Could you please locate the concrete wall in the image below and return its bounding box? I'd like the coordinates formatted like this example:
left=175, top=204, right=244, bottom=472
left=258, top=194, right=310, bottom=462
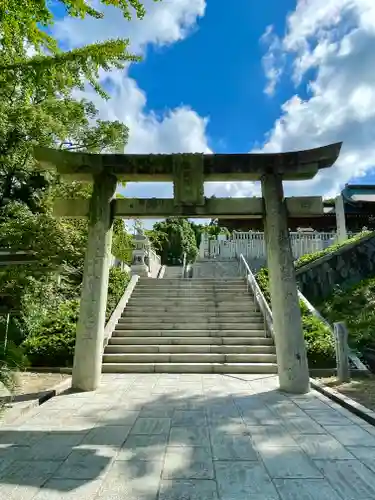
left=296, top=233, right=375, bottom=303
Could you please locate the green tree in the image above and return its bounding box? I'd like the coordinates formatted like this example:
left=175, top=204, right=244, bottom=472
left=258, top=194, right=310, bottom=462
left=0, top=1, right=160, bottom=93
left=1, top=1, right=159, bottom=56
left=112, top=220, right=134, bottom=264
left=190, top=221, right=204, bottom=248
left=0, top=0, right=157, bottom=377
left=0, top=32, right=132, bottom=347
left=203, top=220, right=231, bottom=239
left=150, top=218, right=198, bottom=265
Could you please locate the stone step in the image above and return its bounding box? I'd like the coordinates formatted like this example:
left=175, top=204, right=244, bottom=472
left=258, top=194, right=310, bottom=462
left=133, top=286, right=247, bottom=291
left=111, top=329, right=265, bottom=337
left=121, top=311, right=261, bottom=319
left=140, top=278, right=244, bottom=282
left=135, top=282, right=246, bottom=291
left=127, top=299, right=256, bottom=306
left=118, top=315, right=263, bottom=323
left=102, top=353, right=277, bottom=363
left=115, top=322, right=264, bottom=330
left=105, top=344, right=276, bottom=354
left=131, top=293, right=249, bottom=298
left=137, top=278, right=246, bottom=288
left=108, top=336, right=273, bottom=345
left=101, top=362, right=278, bottom=374
left=130, top=293, right=250, bottom=300
left=124, top=300, right=256, bottom=313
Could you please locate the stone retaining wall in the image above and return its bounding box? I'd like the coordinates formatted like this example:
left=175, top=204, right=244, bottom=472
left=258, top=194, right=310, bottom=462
left=296, top=233, right=375, bottom=303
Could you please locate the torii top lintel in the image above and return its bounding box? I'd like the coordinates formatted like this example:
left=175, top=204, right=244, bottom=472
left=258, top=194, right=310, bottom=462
left=34, top=143, right=342, bottom=182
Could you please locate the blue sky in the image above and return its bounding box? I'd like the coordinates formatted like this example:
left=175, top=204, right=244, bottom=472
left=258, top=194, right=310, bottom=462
left=129, top=0, right=297, bottom=154
left=53, top=0, right=375, bottom=215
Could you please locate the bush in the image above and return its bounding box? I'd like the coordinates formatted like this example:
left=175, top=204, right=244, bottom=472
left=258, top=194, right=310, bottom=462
left=22, top=268, right=130, bottom=367
left=255, top=267, right=270, bottom=304
left=295, top=231, right=373, bottom=270
left=106, top=267, right=130, bottom=320
left=22, top=299, right=79, bottom=367
left=300, top=303, right=336, bottom=368
left=256, top=267, right=336, bottom=368
left=0, top=341, right=29, bottom=398
left=150, top=218, right=198, bottom=265
left=321, top=278, right=375, bottom=350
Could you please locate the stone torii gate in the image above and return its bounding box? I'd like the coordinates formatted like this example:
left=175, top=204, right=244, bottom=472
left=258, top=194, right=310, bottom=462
left=34, top=143, right=342, bottom=394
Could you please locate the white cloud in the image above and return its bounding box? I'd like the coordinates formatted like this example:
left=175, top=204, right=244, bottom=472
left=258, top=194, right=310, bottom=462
left=261, top=26, right=284, bottom=96
left=54, top=0, right=210, bottom=200
left=246, top=0, right=375, bottom=199
left=55, top=0, right=206, bottom=53
left=78, top=70, right=211, bottom=199
left=56, top=0, right=263, bottom=202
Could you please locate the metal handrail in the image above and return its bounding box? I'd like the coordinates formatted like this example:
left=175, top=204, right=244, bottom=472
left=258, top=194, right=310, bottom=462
left=239, top=254, right=274, bottom=338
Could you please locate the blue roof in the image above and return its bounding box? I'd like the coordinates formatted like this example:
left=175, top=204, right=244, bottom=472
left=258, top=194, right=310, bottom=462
left=342, top=184, right=375, bottom=204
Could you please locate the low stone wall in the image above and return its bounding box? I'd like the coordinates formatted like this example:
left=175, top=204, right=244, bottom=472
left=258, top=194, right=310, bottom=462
left=296, top=233, right=375, bottom=303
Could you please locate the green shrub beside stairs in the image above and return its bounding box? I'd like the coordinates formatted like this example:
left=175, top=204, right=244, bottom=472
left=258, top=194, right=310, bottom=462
left=22, top=268, right=129, bottom=367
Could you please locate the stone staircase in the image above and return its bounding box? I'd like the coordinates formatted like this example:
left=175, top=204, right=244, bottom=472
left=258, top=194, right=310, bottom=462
left=163, top=265, right=183, bottom=279
left=102, top=277, right=277, bottom=374
left=192, top=259, right=240, bottom=279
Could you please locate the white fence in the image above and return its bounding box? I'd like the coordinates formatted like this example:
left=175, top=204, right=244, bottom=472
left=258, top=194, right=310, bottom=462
left=204, top=231, right=338, bottom=261
left=109, top=254, right=131, bottom=273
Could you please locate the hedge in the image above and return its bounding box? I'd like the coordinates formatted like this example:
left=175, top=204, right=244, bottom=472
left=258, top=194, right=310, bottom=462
left=294, top=231, right=372, bottom=270
left=256, top=267, right=336, bottom=368
left=22, top=268, right=130, bottom=367
left=321, top=277, right=375, bottom=351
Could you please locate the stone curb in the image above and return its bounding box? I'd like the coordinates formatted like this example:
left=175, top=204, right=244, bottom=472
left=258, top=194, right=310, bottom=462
left=0, top=377, right=72, bottom=426
left=311, top=378, right=375, bottom=427
left=25, top=367, right=72, bottom=374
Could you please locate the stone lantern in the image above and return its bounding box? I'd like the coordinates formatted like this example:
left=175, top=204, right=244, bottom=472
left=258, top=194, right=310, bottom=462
left=131, top=226, right=151, bottom=277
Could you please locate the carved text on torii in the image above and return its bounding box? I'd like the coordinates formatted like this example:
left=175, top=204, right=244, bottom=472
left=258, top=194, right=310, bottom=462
left=172, top=154, right=204, bottom=207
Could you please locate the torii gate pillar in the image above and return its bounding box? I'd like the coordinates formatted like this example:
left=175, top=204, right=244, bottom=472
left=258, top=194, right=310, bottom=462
left=262, top=173, right=310, bottom=394
left=72, top=172, right=117, bottom=391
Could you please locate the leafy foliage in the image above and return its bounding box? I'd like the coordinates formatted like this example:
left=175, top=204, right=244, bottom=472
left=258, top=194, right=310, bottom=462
left=295, top=231, right=373, bottom=270
left=255, top=267, right=271, bottom=304
left=202, top=220, right=231, bottom=239
left=112, top=220, right=134, bottom=264
left=149, top=218, right=198, bottom=265
left=1, top=0, right=159, bottom=57
left=106, top=268, right=131, bottom=321
left=256, top=267, right=336, bottom=368
left=22, top=268, right=130, bottom=367
left=0, top=342, right=29, bottom=398
left=321, top=278, right=375, bottom=350
left=0, top=0, right=156, bottom=380
left=300, top=302, right=335, bottom=368
left=189, top=221, right=231, bottom=249
left=22, top=300, right=79, bottom=367
left=0, top=1, right=161, bottom=99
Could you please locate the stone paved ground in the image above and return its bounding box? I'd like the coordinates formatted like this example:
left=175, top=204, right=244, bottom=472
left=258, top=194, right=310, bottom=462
left=1, top=374, right=375, bottom=499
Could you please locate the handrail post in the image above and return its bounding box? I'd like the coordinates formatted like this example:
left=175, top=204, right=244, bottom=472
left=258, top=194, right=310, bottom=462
left=334, top=322, right=351, bottom=382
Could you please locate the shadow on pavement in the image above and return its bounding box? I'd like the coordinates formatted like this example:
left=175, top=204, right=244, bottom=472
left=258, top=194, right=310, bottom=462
left=0, top=373, right=374, bottom=499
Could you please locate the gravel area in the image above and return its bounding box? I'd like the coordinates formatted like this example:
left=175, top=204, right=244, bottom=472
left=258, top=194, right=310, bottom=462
left=0, top=371, right=70, bottom=401
left=318, top=374, right=375, bottom=411
left=13, top=372, right=70, bottom=395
